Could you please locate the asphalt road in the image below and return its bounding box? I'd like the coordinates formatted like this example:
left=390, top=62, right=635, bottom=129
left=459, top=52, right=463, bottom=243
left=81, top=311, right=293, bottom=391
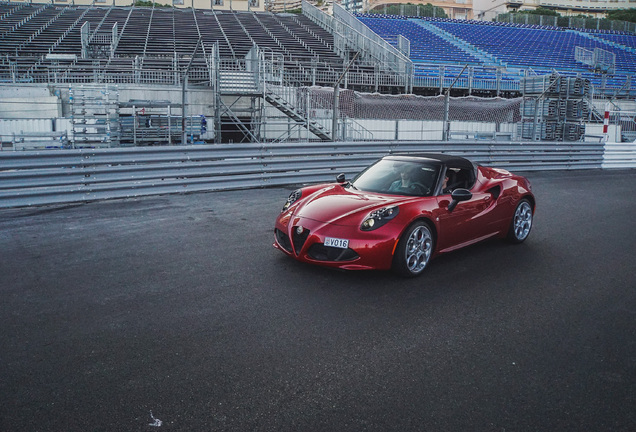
left=1, top=169, right=635, bottom=431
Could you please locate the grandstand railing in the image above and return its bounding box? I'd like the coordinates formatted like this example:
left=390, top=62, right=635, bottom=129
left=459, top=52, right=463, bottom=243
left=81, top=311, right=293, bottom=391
left=332, top=3, right=413, bottom=77
left=412, top=64, right=521, bottom=93
left=302, top=0, right=412, bottom=92
left=0, top=2, right=636, bottom=97
left=0, top=15, right=633, bottom=97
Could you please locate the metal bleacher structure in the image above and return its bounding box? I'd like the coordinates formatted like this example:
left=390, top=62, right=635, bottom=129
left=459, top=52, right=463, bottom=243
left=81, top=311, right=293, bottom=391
left=0, top=0, right=634, bottom=146
left=356, top=14, right=636, bottom=98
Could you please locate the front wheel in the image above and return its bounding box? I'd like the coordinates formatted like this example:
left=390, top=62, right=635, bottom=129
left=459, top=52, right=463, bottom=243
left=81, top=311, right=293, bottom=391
left=507, top=199, right=533, bottom=243
left=393, top=221, right=435, bottom=277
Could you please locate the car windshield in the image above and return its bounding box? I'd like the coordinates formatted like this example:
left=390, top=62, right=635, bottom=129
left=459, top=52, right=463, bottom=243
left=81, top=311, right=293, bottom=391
left=351, top=159, right=440, bottom=196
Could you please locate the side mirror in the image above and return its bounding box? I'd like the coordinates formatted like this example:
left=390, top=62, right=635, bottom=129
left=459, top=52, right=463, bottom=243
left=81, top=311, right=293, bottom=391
left=448, top=188, right=472, bottom=212
left=336, top=173, right=346, bottom=184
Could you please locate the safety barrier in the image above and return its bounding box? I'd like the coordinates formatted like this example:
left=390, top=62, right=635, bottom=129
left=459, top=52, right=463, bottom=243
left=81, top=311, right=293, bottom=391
left=0, top=140, right=612, bottom=208
left=602, top=142, right=636, bottom=169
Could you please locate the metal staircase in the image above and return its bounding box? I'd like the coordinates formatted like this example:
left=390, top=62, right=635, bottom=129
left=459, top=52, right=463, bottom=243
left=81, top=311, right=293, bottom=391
left=219, top=70, right=260, bottom=95
left=264, top=91, right=331, bottom=140
left=216, top=48, right=332, bottom=141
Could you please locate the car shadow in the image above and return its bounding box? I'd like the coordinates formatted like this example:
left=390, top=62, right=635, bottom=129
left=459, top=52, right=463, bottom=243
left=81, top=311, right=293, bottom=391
left=275, top=236, right=536, bottom=292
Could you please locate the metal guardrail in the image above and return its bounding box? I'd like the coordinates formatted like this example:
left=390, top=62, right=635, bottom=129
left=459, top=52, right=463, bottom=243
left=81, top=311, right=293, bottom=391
left=603, top=142, right=636, bottom=169
left=0, top=141, right=608, bottom=208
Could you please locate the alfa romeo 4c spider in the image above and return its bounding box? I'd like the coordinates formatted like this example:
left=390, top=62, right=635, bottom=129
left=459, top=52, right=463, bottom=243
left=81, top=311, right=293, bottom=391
left=274, top=153, right=535, bottom=277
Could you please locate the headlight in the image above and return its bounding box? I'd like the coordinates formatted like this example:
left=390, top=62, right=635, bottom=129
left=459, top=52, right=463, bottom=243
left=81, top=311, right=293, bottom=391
left=282, top=189, right=302, bottom=212
left=361, top=206, right=399, bottom=231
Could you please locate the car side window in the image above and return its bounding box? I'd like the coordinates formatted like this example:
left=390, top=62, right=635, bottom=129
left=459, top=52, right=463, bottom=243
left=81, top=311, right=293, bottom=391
left=442, top=167, right=475, bottom=194
left=453, top=168, right=474, bottom=190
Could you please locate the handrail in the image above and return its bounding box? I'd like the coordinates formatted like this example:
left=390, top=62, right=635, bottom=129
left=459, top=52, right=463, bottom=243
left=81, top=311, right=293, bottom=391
left=191, top=7, right=203, bottom=47
left=271, top=13, right=318, bottom=59
left=0, top=2, right=26, bottom=21
left=251, top=12, right=291, bottom=59
left=302, top=0, right=413, bottom=92
left=291, top=15, right=331, bottom=49
left=90, top=4, right=113, bottom=42
left=106, top=5, right=135, bottom=68
left=21, top=5, right=86, bottom=76
left=210, top=8, right=236, bottom=60
left=141, top=3, right=156, bottom=61
left=231, top=11, right=257, bottom=48
left=49, top=5, right=93, bottom=54
left=1, top=3, right=48, bottom=39
left=344, top=118, right=374, bottom=141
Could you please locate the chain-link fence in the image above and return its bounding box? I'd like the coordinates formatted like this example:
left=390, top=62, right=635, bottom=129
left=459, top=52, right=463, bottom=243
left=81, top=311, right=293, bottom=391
left=493, top=13, right=636, bottom=34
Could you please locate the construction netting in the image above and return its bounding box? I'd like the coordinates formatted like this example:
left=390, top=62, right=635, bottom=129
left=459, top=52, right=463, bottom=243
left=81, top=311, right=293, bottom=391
left=302, top=87, right=522, bottom=123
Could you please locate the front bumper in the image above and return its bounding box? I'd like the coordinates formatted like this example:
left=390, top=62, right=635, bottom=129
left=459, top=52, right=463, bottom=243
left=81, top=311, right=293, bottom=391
left=273, top=215, right=398, bottom=271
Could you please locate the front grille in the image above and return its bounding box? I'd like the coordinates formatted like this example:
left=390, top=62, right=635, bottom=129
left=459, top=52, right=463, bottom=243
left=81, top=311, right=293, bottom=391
left=307, top=244, right=359, bottom=262
left=275, top=229, right=292, bottom=253
left=291, top=227, right=310, bottom=255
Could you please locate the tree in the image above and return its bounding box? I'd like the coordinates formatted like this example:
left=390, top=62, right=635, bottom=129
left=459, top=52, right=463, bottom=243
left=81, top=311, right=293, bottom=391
left=134, top=1, right=171, bottom=7
left=372, top=3, right=447, bottom=19
left=519, top=7, right=560, bottom=17
left=421, top=3, right=447, bottom=18
left=606, top=8, right=636, bottom=24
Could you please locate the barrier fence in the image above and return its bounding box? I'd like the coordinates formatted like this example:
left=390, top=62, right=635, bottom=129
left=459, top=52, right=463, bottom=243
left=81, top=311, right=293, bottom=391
left=1, top=140, right=632, bottom=209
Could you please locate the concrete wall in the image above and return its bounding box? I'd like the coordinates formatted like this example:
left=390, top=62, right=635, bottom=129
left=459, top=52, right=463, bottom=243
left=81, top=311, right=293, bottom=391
left=0, top=84, right=631, bottom=145
left=0, top=86, right=63, bottom=119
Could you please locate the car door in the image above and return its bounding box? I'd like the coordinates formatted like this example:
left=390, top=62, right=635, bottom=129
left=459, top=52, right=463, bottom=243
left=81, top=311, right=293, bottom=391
left=434, top=168, right=494, bottom=252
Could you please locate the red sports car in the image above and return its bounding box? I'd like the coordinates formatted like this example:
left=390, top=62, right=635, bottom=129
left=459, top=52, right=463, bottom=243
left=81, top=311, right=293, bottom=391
left=274, top=153, right=535, bottom=277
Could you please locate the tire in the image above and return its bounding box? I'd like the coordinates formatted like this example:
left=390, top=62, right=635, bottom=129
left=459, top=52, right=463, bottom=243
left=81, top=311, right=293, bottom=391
left=507, top=199, right=533, bottom=244
left=393, top=221, right=435, bottom=277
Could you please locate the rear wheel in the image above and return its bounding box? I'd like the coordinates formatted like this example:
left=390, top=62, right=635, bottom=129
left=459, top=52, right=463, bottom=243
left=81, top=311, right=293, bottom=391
left=507, top=199, right=533, bottom=243
left=393, top=221, right=434, bottom=277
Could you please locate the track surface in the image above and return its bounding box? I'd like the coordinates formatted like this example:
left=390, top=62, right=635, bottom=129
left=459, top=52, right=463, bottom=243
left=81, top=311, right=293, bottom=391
left=1, top=170, right=635, bottom=431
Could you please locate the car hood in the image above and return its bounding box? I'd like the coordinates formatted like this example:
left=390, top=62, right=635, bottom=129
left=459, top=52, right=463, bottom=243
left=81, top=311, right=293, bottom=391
left=293, top=185, right=417, bottom=226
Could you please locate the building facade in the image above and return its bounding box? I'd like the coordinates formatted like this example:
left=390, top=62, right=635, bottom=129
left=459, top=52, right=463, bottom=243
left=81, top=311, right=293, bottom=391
left=364, top=0, right=474, bottom=20
left=475, top=0, right=636, bottom=20
left=18, top=0, right=266, bottom=12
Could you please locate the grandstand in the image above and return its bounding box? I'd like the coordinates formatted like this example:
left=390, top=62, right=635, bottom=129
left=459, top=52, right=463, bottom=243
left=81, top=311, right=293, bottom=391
left=2, top=1, right=633, bottom=93
left=356, top=14, right=636, bottom=97
left=0, top=0, right=634, bottom=146
left=0, top=2, right=350, bottom=84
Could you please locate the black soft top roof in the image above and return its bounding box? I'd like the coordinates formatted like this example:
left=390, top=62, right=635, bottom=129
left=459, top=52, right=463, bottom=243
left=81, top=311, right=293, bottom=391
left=386, top=153, right=475, bottom=170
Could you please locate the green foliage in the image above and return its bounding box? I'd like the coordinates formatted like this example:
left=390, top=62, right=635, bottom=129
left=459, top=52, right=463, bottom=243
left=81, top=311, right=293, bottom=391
left=134, top=0, right=171, bottom=7
left=421, top=3, right=447, bottom=19
left=556, top=16, right=570, bottom=27
left=518, top=7, right=560, bottom=17
left=371, top=3, right=447, bottom=19
left=606, top=8, right=636, bottom=24
left=495, top=9, right=635, bottom=33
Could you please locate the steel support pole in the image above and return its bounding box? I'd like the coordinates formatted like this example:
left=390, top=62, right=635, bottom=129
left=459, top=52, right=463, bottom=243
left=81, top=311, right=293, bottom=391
left=442, top=64, right=468, bottom=141
left=331, top=51, right=360, bottom=142
left=182, top=75, right=187, bottom=145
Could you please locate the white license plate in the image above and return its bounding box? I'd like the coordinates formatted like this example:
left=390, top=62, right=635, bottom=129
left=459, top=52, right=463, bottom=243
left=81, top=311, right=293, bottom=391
left=324, top=237, right=349, bottom=249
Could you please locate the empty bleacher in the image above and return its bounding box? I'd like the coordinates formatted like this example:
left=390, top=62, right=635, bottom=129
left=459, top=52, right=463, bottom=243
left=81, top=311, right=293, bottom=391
left=1, top=1, right=635, bottom=96
left=429, top=20, right=636, bottom=74
left=356, top=13, right=636, bottom=96
left=0, top=3, right=346, bottom=86
left=357, top=17, right=481, bottom=66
